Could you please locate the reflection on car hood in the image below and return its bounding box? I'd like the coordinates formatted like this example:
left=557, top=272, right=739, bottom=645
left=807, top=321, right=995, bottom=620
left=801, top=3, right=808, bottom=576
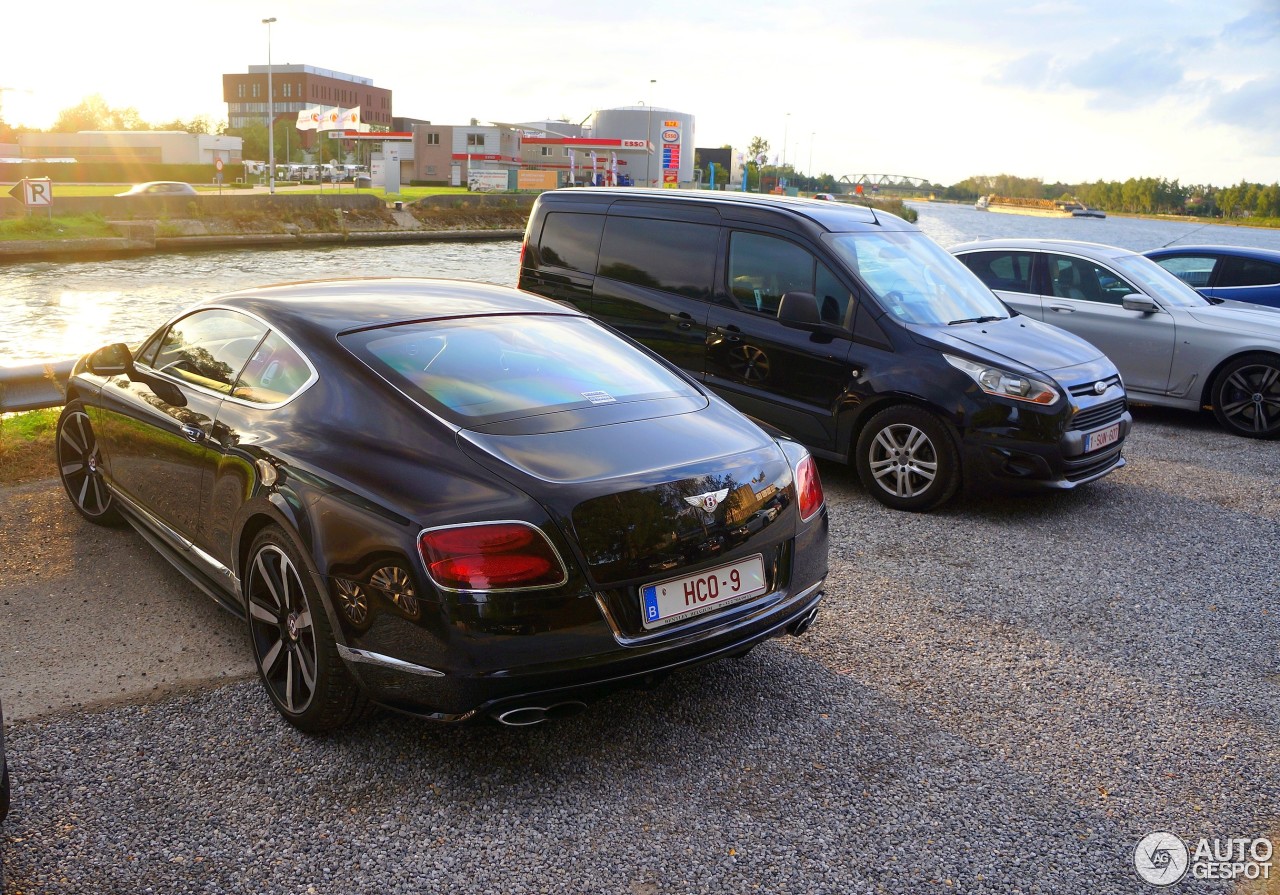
left=912, top=315, right=1103, bottom=377
left=1185, top=300, right=1280, bottom=333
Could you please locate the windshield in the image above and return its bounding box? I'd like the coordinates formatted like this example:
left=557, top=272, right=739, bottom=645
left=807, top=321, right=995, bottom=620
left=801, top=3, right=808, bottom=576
left=1112, top=254, right=1210, bottom=308
left=827, top=231, right=1011, bottom=325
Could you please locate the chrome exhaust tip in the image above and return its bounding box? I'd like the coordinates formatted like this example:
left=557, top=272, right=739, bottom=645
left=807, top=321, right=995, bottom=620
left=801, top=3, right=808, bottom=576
left=493, top=700, right=588, bottom=727
left=786, top=605, right=819, bottom=637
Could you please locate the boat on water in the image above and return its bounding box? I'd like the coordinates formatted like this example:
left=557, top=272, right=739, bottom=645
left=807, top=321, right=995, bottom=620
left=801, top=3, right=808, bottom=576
left=974, top=195, right=1105, bottom=219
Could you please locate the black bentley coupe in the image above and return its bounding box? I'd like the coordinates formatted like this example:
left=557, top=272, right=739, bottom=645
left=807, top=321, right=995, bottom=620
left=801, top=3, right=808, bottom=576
left=56, top=279, right=828, bottom=731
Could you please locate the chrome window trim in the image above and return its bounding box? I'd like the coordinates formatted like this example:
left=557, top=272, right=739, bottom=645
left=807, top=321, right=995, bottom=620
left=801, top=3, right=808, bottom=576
left=135, top=305, right=319, bottom=410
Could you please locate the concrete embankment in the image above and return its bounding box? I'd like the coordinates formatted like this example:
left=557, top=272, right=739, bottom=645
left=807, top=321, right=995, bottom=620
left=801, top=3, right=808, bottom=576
left=0, top=192, right=533, bottom=261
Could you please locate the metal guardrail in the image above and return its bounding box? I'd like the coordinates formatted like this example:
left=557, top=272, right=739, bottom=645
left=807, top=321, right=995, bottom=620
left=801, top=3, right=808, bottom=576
left=0, top=359, right=75, bottom=413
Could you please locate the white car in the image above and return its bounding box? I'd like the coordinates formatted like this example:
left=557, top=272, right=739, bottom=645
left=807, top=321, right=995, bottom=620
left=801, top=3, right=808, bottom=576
left=116, top=181, right=198, bottom=197
left=951, top=238, right=1280, bottom=438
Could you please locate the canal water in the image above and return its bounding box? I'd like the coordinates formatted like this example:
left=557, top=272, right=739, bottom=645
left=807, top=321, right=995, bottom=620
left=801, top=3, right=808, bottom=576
left=3, top=201, right=1278, bottom=367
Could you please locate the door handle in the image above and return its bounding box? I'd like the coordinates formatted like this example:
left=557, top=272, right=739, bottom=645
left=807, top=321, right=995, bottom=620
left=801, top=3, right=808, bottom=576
left=181, top=424, right=204, bottom=443
left=668, top=312, right=694, bottom=330
left=1048, top=305, right=1075, bottom=313
left=713, top=325, right=743, bottom=343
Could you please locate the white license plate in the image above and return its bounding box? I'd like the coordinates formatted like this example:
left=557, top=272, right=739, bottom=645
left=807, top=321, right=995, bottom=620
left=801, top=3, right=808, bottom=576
left=1084, top=421, right=1121, bottom=452
left=641, top=555, right=767, bottom=630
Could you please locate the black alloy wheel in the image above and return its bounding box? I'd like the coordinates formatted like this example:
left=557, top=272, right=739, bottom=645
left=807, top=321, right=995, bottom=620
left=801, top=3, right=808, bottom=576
left=1211, top=353, right=1280, bottom=439
left=855, top=405, right=961, bottom=512
left=245, top=525, right=367, bottom=732
left=56, top=400, right=123, bottom=525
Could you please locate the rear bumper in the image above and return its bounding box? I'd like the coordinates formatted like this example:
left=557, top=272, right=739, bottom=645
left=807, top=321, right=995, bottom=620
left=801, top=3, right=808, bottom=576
left=342, top=578, right=826, bottom=723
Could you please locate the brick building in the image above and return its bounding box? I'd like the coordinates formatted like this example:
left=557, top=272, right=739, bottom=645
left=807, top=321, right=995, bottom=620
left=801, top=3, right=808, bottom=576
left=222, top=65, right=393, bottom=133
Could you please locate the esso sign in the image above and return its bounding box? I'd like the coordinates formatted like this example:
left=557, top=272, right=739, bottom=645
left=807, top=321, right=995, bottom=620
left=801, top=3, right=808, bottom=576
left=661, top=129, right=679, bottom=143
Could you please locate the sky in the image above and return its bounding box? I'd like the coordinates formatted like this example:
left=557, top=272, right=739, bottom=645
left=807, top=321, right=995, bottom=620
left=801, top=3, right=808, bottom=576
left=3, top=0, right=1278, bottom=187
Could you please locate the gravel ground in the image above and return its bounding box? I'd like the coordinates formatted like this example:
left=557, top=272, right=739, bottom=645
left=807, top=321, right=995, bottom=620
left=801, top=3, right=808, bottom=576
left=2, top=405, right=1277, bottom=894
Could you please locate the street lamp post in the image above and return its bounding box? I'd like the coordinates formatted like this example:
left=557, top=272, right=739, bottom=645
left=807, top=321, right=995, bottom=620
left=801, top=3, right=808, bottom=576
left=645, top=79, right=655, bottom=188
left=263, top=16, right=277, bottom=195
left=780, top=113, right=791, bottom=194
left=809, top=131, right=815, bottom=188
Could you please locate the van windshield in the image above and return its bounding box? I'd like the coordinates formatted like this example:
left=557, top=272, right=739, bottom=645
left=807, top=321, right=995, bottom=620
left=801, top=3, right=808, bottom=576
left=827, top=231, right=1011, bottom=325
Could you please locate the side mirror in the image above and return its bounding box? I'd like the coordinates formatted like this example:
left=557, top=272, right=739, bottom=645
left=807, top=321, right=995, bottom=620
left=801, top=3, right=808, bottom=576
left=777, top=291, right=821, bottom=327
left=1122, top=294, right=1159, bottom=314
left=86, top=343, right=136, bottom=377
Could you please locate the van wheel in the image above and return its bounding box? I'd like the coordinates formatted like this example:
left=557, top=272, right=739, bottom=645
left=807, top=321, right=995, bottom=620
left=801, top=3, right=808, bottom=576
left=855, top=406, right=960, bottom=512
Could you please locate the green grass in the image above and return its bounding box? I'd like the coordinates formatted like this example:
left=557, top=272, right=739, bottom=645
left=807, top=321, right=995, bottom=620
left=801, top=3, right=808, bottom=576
left=0, top=408, right=59, bottom=440
left=0, top=213, right=117, bottom=241
left=0, top=408, right=59, bottom=484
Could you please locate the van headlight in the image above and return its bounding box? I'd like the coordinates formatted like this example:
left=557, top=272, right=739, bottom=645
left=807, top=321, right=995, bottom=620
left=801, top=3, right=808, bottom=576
left=944, top=354, right=1060, bottom=405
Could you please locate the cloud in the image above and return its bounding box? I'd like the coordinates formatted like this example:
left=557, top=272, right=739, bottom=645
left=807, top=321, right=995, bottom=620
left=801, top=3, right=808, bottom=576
left=996, top=52, right=1060, bottom=91
left=992, top=44, right=1187, bottom=107
left=1205, top=74, right=1280, bottom=147
left=1221, top=5, right=1280, bottom=44
left=1059, top=47, right=1187, bottom=105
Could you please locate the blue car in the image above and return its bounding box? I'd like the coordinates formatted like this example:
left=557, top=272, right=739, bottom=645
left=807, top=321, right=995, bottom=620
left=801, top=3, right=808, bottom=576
left=1144, top=245, right=1280, bottom=309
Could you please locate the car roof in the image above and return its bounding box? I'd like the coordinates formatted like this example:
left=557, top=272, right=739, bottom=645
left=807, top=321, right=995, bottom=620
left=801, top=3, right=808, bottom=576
left=949, top=237, right=1139, bottom=260
left=204, top=278, right=586, bottom=340
left=1144, top=244, right=1280, bottom=261
left=539, top=187, right=914, bottom=233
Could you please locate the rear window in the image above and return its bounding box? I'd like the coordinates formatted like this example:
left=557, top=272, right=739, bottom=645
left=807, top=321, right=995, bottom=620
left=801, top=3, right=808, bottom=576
left=1220, top=255, right=1280, bottom=288
left=341, top=315, right=700, bottom=425
left=537, top=211, right=604, bottom=273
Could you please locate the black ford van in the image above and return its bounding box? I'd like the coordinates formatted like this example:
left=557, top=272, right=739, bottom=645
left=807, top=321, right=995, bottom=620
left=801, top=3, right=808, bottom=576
left=518, top=189, right=1131, bottom=511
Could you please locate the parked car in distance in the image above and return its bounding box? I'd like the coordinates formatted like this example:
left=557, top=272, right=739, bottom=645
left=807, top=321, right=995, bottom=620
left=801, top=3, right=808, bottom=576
left=811, top=193, right=838, bottom=201
left=952, top=238, right=1280, bottom=438
left=519, top=188, right=1131, bottom=512
left=1144, top=244, right=1280, bottom=310
left=56, top=278, right=828, bottom=731
left=116, top=181, right=198, bottom=197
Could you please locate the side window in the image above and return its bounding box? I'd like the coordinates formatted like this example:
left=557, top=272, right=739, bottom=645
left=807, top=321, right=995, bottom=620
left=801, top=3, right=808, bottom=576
left=1047, top=256, right=1136, bottom=305
left=728, top=232, right=848, bottom=319
left=814, top=262, right=855, bottom=327
left=1153, top=254, right=1217, bottom=289
left=150, top=309, right=267, bottom=393
left=537, top=212, right=604, bottom=273
left=1219, top=256, right=1280, bottom=288
left=233, top=331, right=313, bottom=405
left=959, top=250, right=1035, bottom=294
left=597, top=217, right=717, bottom=300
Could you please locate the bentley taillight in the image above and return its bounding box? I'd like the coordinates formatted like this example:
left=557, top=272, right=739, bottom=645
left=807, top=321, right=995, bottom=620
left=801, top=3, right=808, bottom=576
left=795, top=453, right=825, bottom=522
left=418, top=522, right=567, bottom=592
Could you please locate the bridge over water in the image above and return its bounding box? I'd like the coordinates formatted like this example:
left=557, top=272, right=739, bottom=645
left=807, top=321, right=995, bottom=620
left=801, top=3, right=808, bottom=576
left=837, top=174, right=935, bottom=196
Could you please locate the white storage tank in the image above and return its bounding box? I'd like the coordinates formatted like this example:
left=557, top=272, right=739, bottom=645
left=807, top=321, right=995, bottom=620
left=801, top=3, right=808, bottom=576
left=593, top=106, right=696, bottom=188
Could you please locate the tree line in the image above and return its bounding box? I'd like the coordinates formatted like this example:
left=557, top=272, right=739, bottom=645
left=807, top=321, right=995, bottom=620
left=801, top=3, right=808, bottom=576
left=943, top=173, right=1280, bottom=221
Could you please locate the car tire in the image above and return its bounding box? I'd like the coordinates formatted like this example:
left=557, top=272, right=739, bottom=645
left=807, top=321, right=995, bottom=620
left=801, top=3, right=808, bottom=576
left=245, top=524, right=368, bottom=733
left=56, top=400, right=124, bottom=526
left=855, top=405, right=960, bottom=512
left=1211, top=353, right=1280, bottom=439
